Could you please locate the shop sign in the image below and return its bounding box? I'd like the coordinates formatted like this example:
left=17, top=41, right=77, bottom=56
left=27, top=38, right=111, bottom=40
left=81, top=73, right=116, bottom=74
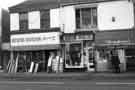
left=76, top=34, right=93, bottom=40
left=105, top=40, right=129, bottom=45
left=11, top=32, right=60, bottom=46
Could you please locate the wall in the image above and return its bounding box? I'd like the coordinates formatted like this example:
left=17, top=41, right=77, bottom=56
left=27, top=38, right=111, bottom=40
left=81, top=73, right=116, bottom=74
left=50, top=8, right=60, bottom=28
left=0, top=9, right=1, bottom=38
left=98, top=1, right=134, bottom=30
left=28, top=11, right=40, bottom=29
left=10, top=13, right=19, bottom=31
left=1, top=9, right=10, bottom=70
left=2, top=9, right=10, bottom=43
left=10, top=9, right=61, bottom=30
left=61, top=6, right=76, bottom=33
left=10, top=1, right=134, bottom=33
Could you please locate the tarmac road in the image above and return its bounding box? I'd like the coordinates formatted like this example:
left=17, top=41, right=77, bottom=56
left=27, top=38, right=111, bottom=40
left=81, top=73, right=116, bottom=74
left=0, top=80, right=135, bottom=90
left=0, top=72, right=135, bottom=90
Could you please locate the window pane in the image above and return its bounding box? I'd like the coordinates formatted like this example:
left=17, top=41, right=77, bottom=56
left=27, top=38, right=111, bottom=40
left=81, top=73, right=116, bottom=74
left=65, top=43, right=82, bottom=66
left=81, top=8, right=91, bottom=28
left=19, top=13, right=28, bottom=30
left=76, top=9, right=81, bottom=29
left=20, top=21, right=28, bottom=30
left=40, top=10, right=50, bottom=29
left=20, top=13, right=28, bottom=20
left=91, top=8, right=97, bottom=28
left=75, top=7, right=97, bottom=29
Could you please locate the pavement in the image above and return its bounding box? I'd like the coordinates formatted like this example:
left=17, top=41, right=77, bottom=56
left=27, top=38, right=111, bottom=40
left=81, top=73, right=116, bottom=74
left=0, top=71, right=135, bottom=81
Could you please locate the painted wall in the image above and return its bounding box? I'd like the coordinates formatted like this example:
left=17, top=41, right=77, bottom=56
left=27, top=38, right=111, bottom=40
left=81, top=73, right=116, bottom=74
left=10, top=1, right=134, bottom=33
left=28, top=11, right=40, bottom=29
left=98, top=1, right=134, bottom=30
left=10, top=13, right=19, bottom=31
left=1, top=9, right=10, bottom=43
left=50, top=8, right=60, bottom=28
left=61, top=6, right=76, bottom=33
left=0, top=9, right=1, bottom=36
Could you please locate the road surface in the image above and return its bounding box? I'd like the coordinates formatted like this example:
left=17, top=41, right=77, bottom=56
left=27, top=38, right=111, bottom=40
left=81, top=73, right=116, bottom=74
left=0, top=80, right=135, bottom=90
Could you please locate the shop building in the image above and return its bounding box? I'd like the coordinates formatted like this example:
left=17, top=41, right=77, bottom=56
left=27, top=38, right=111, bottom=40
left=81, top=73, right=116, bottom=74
left=8, top=0, right=99, bottom=73
left=8, top=0, right=135, bottom=73
left=95, top=30, right=135, bottom=72
left=9, top=0, right=64, bottom=73
left=94, top=1, right=135, bottom=72
left=60, top=0, right=135, bottom=72
left=0, top=9, right=10, bottom=71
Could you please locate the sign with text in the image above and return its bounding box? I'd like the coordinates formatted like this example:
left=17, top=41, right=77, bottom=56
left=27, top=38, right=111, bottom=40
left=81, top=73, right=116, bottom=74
left=105, top=40, right=129, bottom=45
left=11, top=32, right=60, bottom=46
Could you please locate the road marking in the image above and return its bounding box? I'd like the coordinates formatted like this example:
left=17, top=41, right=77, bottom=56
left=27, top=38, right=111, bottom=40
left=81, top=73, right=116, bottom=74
left=96, top=82, right=135, bottom=85
left=0, top=81, right=64, bottom=85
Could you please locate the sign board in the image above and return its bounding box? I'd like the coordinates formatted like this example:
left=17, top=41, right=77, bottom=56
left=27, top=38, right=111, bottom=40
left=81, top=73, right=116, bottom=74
left=11, top=32, right=60, bottom=46
left=98, top=1, right=134, bottom=30
left=105, top=40, right=130, bottom=45
left=76, top=34, right=93, bottom=40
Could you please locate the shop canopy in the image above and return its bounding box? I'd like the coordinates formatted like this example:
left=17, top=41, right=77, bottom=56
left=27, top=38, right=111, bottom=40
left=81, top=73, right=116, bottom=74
left=2, top=43, right=61, bottom=51
left=10, top=45, right=61, bottom=51
left=95, top=29, right=135, bottom=48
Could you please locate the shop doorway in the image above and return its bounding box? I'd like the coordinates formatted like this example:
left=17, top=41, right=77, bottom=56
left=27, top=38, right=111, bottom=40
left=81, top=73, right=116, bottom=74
left=30, top=50, right=56, bottom=72
left=126, top=49, right=135, bottom=72
left=65, top=42, right=82, bottom=68
left=84, top=47, right=95, bottom=72
left=95, top=48, right=126, bottom=72
left=12, top=50, right=57, bottom=72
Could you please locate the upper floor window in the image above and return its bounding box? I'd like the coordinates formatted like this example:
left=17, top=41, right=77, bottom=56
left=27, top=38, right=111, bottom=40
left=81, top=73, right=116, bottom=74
left=76, top=7, right=97, bottom=29
left=19, top=12, right=28, bottom=30
left=40, top=10, right=50, bottom=29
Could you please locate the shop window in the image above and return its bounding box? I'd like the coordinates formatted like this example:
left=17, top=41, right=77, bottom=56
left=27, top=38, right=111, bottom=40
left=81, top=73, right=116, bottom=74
left=19, top=12, right=28, bottom=30
left=40, top=10, right=50, bottom=29
left=65, top=43, right=82, bottom=66
left=76, top=7, right=97, bottom=29
left=88, top=48, right=94, bottom=63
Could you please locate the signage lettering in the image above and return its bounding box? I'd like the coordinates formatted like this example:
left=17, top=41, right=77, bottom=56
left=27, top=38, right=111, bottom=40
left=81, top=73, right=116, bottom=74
left=105, top=40, right=129, bottom=44
left=11, top=32, right=60, bottom=46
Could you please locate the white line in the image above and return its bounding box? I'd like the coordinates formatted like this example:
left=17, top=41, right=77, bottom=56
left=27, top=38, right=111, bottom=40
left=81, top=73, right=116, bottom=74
left=0, top=81, right=64, bottom=85
left=96, top=82, right=135, bottom=85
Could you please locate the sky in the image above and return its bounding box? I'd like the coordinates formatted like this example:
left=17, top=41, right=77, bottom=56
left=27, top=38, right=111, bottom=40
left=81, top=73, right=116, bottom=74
left=0, top=0, right=26, bottom=9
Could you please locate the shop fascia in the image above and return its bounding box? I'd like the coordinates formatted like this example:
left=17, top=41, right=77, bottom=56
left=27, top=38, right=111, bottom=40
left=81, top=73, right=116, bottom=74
left=104, top=40, right=130, bottom=45
left=10, top=32, right=61, bottom=46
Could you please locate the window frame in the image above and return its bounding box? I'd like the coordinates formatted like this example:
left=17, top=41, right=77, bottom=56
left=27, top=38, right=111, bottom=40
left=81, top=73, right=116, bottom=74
left=64, top=42, right=84, bottom=68
left=19, top=12, right=28, bottom=31
left=40, top=9, right=50, bottom=30
left=75, top=4, right=98, bottom=30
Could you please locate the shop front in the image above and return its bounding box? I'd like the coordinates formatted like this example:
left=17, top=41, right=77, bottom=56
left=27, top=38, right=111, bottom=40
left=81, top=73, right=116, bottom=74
left=95, top=30, right=135, bottom=72
left=9, top=32, right=63, bottom=73
left=63, top=32, right=95, bottom=72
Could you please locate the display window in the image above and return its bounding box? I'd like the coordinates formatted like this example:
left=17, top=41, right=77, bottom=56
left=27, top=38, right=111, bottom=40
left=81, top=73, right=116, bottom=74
left=65, top=42, right=83, bottom=68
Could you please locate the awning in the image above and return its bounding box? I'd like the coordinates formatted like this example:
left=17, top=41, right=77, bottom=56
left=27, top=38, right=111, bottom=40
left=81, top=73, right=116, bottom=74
left=10, top=44, right=61, bottom=51
left=95, top=30, right=135, bottom=47
left=94, top=43, right=135, bottom=49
